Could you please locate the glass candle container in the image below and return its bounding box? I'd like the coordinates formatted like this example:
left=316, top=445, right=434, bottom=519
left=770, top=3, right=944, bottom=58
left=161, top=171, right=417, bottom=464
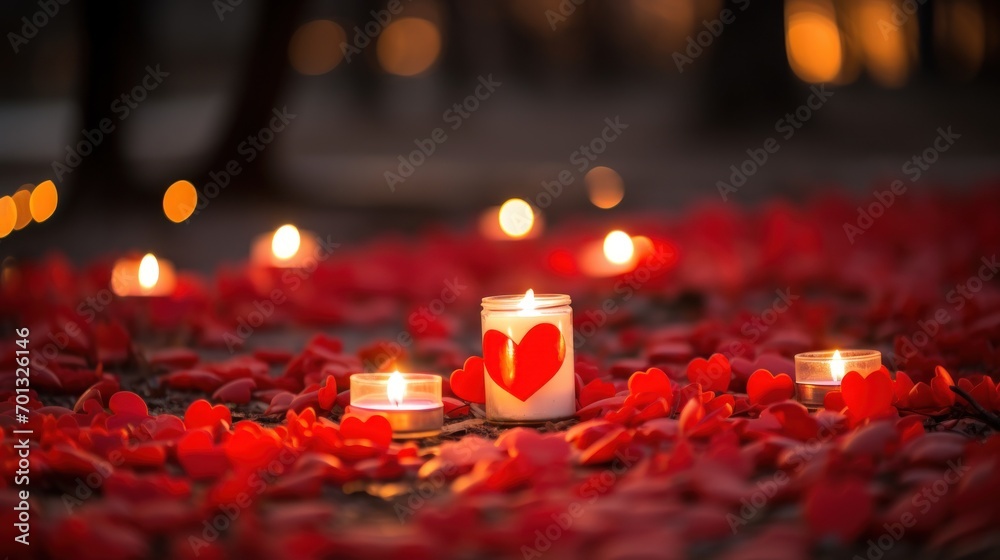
left=481, top=290, right=575, bottom=424
left=349, top=372, right=443, bottom=438
left=794, top=349, right=882, bottom=408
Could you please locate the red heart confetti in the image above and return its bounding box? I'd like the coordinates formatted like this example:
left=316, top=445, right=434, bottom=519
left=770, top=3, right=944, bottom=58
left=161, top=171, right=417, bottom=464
left=450, top=356, right=487, bottom=404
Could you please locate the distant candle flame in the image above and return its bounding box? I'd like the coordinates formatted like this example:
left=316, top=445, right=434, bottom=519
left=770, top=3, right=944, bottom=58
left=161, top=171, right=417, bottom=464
left=830, top=350, right=845, bottom=382
left=387, top=371, right=406, bottom=407
left=603, top=230, right=635, bottom=264
left=272, top=225, right=302, bottom=260
left=138, top=253, right=160, bottom=289
left=518, top=288, right=536, bottom=311
left=498, top=198, right=534, bottom=238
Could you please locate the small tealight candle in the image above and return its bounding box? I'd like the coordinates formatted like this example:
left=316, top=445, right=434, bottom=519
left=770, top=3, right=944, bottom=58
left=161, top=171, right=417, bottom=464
left=794, top=349, right=882, bottom=408
left=110, top=253, right=177, bottom=297
left=349, top=372, right=443, bottom=439
left=251, top=224, right=319, bottom=268
left=481, top=290, right=575, bottom=424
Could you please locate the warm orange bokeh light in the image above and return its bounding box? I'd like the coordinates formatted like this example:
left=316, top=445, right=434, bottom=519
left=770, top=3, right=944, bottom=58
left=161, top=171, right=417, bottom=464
left=585, top=166, right=625, bottom=209
left=29, top=180, right=58, bottom=223
left=0, top=196, right=16, bottom=238
left=855, top=0, right=911, bottom=87
left=785, top=0, right=842, bottom=83
left=934, top=0, right=984, bottom=79
left=289, top=19, right=347, bottom=76
left=377, top=18, right=441, bottom=76
left=271, top=224, right=302, bottom=260
left=603, top=230, right=635, bottom=264
left=138, top=253, right=160, bottom=289
left=498, top=198, right=535, bottom=239
left=12, top=188, right=32, bottom=231
left=163, top=180, right=198, bottom=223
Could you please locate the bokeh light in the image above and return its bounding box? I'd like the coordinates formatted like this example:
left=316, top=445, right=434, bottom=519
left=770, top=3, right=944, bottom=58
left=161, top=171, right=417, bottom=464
left=272, top=224, right=302, bottom=259
left=163, top=180, right=198, bottom=223
left=854, top=0, right=912, bottom=87
left=289, top=19, right=347, bottom=76
left=498, top=198, right=534, bottom=238
left=138, top=253, right=160, bottom=289
left=603, top=230, right=635, bottom=264
left=12, top=187, right=32, bottom=231
left=29, top=180, right=58, bottom=223
left=934, top=0, right=984, bottom=79
left=0, top=196, right=16, bottom=238
left=585, top=166, right=625, bottom=209
left=377, top=18, right=441, bottom=76
left=785, top=0, right=843, bottom=83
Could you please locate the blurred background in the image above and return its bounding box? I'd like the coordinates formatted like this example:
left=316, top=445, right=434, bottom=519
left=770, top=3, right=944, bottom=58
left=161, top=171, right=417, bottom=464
left=0, top=0, right=998, bottom=269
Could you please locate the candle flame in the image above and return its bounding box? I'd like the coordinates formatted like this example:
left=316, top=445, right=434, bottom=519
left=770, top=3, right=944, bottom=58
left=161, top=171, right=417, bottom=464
left=387, top=371, right=406, bottom=407
left=518, top=288, right=536, bottom=311
left=272, top=224, right=301, bottom=260
left=830, top=350, right=845, bottom=382
left=498, top=198, right=534, bottom=238
left=603, top=230, right=635, bottom=264
left=138, top=253, right=160, bottom=289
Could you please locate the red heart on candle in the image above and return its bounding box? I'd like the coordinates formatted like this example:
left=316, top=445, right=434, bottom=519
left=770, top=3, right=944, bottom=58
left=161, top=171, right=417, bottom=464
left=483, top=323, right=566, bottom=402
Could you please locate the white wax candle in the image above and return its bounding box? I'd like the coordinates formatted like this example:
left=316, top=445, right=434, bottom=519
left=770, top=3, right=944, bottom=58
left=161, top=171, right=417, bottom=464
left=481, top=291, right=575, bottom=422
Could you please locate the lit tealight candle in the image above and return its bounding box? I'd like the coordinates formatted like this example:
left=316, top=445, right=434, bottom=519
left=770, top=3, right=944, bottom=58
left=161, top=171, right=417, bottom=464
left=794, top=349, right=882, bottom=408
left=579, top=230, right=640, bottom=277
left=481, top=290, right=575, bottom=423
left=349, top=372, right=443, bottom=439
left=251, top=224, right=319, bottom=268
left=110, top=253, right=177, bottom=297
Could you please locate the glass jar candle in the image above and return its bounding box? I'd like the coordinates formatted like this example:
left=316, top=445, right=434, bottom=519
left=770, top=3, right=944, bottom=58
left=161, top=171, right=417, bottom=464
left=794, top=349, right=882, bottom=408
left=481, top=290, right=575, bottom=423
